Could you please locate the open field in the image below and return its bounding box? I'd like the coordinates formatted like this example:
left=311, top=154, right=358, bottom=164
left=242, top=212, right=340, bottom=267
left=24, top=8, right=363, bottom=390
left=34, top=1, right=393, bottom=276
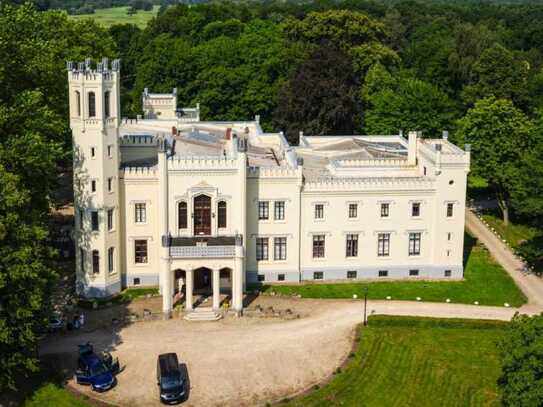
left=69, top=6, right=160, bottom=28
left=285, top=316, right=506, bottom=407
left=255, top=235, right=527, bottom=307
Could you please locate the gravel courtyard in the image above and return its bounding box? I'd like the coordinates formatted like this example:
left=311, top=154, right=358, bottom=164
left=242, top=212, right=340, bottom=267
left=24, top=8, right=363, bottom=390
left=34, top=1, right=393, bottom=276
left=39, top=297, right=363, bottom=407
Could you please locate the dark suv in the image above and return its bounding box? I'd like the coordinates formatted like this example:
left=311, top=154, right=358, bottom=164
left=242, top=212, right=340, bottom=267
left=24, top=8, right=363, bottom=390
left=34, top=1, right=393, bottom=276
left=157, top=353, right=186, bottom=404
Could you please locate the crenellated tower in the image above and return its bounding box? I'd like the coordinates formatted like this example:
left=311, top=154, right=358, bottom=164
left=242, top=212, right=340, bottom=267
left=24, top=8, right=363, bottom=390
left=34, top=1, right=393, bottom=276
left=68, top=58, right=122, bottom=297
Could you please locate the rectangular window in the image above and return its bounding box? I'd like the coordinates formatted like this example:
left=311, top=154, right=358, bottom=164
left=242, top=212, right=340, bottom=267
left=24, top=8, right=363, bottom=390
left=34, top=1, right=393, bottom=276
left=412, top=202, right=421, bottom=217
left=80, top=248, right=85, bottom=272
left=257, top=275, right=265, bottom=282
left=278, top=274, right=285, bottom=281
left=444, top=269, right=452, bottom=277
left=134, top=240, right=148, bottom=263
left=108, top=247, right=114, bottom=273
left=381, top=203, right=389, bottom=218
left=104, top=91, right=110, bottom=118
left=133, top=278, right=141, bottom=286
left=378, top=270, right=388, bottom=277
left=377, top=233, right=390, bottom=257
left=79, top=209, right=84, bottom=229
left=258, top=201, right=269, bottom=220
left=447, top=203, right=454, bottom=217
left=312, top=235, right=325, bottom=258
left=347, top=270, right=357, bottom=279
left=91, top=180, right=96, bottom=193
left=256, top=237, right=269, bottom=261
left=346, top=234, right=358, bottom=257
left=409, top=232, right=421, bottom=256
left=314, top=204, right=324, bottom=219
left=135, top=203, right=146, bottom=223
left=313, top=271, right=323, bottom=280
left=447, top=232, right=451, bottom=241
left=423, top=166, right=427, bottom=176
left=108, top=145, right=113, bottom=158
left=274, top=201, right=285, bottom=221
left=107, top=209, right=114, bottom=231
left=107, top=177, right=113, bottom=192
left=92, top=250, right=99, bottom=274
left=90, top=147, right=96, bottom=158
left=348, top=203, right=358, bottom=219
left=409, top=269, right=419, bottom=276
left=274, top=237, right=287, bottom=261
left=91, top=211, right=99, bottom=231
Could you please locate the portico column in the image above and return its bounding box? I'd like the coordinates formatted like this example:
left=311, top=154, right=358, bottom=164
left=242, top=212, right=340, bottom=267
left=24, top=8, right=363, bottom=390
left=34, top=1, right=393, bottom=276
left=232, top=256, right=243, bottom=312
left=185, top=268, right=193, bottom=311
left=212, top=268, right=220, bottom=311
left=158, top=137, right=172, bottom=318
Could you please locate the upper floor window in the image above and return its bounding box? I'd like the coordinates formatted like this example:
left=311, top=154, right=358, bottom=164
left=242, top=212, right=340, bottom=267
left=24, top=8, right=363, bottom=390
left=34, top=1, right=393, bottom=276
left=274, top=237, right=287, bottom=261
left=92, top=250, right=100, bottom=274
left=91, top=211, right=99, bottom=231
left=135, top=203, right=146, bottom=223
left=377, top=233, right=390, bottom=257
left=256, top=237, right=269, bottom=261
left=178, top=201, right=187, bottom=229
left=107, top=177, right=113, bottom=192
left=107, top=145, right=113, bottom=158
left=409, top=232, right=421, bottom=256
left=104, top=91, right=111, bottom=118
left=218, top=201, right=227, bottom=228
left=258, top=201, right=269, bottom=220
left=314, top=204, right=324, bottom=219
left=274, top=201, right=285, bottom=221
left=447, top=203, right=454, bottom=217
left=80, top=248, right=85, bottom=272
left=79, top=208, right=84, bottom=229
left=134, top=240, right=148, bottom=263
left=90, top=147, right=96, bottom=158
left=107, top=208, right=114, bottom=231
left=75, top=91, right=81, bottom=116
left=412, top=202, right=421, bottom=217
left=348, top=203, right=358, bottom=219
left=346, top=234, right=358, bottom=257
left=108, top=247, right=114, bottom=273
left=381, top=203, right=390, bottom=218
left=312, top=235, right=325, bottom=258
left=88, top=92, right=96, bottom=117
left=91, top=180, right=96, bottom=193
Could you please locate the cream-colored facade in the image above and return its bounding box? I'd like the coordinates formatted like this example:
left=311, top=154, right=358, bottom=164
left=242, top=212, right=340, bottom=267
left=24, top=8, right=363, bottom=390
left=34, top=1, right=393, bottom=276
left=69, top=59, right=470, bottom=315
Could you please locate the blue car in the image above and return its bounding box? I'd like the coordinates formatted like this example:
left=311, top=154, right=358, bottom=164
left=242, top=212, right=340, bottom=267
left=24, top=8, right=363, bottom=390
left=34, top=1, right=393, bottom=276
left=75, top=343, right=119, bottom=392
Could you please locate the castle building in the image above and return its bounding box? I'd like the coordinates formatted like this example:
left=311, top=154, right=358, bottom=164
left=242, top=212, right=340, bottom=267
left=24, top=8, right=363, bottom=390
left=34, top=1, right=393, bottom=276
left=68, top=59, right=470, bottom=316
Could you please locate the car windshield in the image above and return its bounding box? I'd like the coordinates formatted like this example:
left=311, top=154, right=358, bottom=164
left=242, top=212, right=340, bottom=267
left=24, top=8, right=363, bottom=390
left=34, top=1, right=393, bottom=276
left=162, top=374, right=181, bottom=390
left=90, top=362, right=108, bottom=376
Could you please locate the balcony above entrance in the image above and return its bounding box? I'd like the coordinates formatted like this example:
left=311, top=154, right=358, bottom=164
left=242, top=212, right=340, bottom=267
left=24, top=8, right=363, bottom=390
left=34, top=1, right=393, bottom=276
left=163, top=235, right=243, bottom=258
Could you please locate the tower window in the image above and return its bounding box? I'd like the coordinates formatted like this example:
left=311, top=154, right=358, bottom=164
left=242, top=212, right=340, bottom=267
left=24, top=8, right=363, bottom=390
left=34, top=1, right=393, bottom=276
left=75, top=90, right=81, bottom=116
left=314, top=204, right=324, bottom=219
left=274, top=201, right=285, bottom=221
left=80, top=248, right=85, bottom=272
left=258, top=201, right=269, bottom=220
left=108, top=145, right=113, bottom=158
left=447, top=203, right=454, bottom=217
left=90, top=147, right=96, bottom=158
left=91, top=180, right=96, bottom=193
left=135, top=203, right=146, bottom=223
left=104, top=91, right=111, bottom=118
left=107, top=177, right=113, bottom=192
left=412, top=202, right=421, bottom=217
left=88, top=92, right=96, bottom=117
left=218, top=201, right=227, bottom=228
left=107, top=208, right=114, bottom=231
left=91, top=211, right=99, bottom=231
left=92, top=250, right=99, bottom=274
left=178, top=201, right=187, bottom=229
left=348, top=203, right=357, bottom=219
left=381, top=203, right=390, bottom=218
left=108, top=247, right=114, bottom=273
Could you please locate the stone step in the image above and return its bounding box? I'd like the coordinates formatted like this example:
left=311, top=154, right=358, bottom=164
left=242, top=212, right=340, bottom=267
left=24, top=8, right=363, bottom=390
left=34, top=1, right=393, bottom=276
left=183, top=308, right=222, bottom=322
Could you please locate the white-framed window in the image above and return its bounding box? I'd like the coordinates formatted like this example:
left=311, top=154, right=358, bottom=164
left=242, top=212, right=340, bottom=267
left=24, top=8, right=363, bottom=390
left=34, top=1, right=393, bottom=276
left=377, top=233, right=390, bottom=257
left=107, top=208, right=114, bottom=231
left=314, top=204, right=324, bottom=219
left=313, top=271, right=323, bottom=280
left=274, top=201, right=285, bottom=221
left=348, top=203, right=358, bottom=219
left=256, top=237, right=269, bottom=261
left=218, top=201, right=227, bottom=228
left=88, top=92, right=96, bottom=117
left=447, top=203, right=454, bottom=217
left=312, top=235, right=325, bottom=258
left=90, top=146, right=96, bottom=158
left=134, top=240, right=148, bottom=263
left=412, top=202, right=421, bottom=217
left=347, top=270, right=357, bottom=279
left=346, top=234, right=358, bottom=257
left=408, top=232, right=421, bottom=256
left=108, top=145, right=113, bottom=158
left=108, top=247, right=114, bottom=273
left=91, top=211, right=99, bottom=231
left=135, top=203, right=146, bottom=223
left=92, top=250, right=99, bottom=274
left=178, top=201, right=187, bottom=229
left=274, top=237, right=287, bottom=261
left=381, top=203, right=390, bottom=218
left=258, top=201, right=269, bottom=220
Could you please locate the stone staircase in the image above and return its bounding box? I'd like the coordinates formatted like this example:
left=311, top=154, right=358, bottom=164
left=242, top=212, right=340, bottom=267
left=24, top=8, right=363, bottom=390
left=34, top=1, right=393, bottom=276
left=183, top=307, right=222, bottom=322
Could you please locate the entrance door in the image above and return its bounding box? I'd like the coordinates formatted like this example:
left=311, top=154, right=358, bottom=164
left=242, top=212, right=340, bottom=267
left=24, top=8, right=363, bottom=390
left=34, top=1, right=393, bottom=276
left=194, top=267, right=212, bottom=291
left=193, top=195, right=211, bottom=235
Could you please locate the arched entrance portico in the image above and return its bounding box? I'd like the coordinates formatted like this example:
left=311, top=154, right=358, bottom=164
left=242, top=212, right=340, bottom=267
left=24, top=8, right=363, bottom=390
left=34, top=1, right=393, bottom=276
left=194, top=267, right=212, bottom=293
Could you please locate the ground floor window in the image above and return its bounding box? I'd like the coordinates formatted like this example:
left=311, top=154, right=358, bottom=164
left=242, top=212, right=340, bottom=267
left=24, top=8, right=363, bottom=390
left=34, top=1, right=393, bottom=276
left=378, top=270, right=388, bottom=277
left=313, top=271, right=323, bottom=280
left=278, top=274, right=285, bottom=281
left=409, top=269, right=419, bottom=276
left=444, top=269, right=452, bottom=277
left=347, top=270, right=357, bottom=279
left=133, top=277, right=141, bottom=286
left=257, top=275, right=265, bottom=282
left=256, top=237, right=269, bottom=261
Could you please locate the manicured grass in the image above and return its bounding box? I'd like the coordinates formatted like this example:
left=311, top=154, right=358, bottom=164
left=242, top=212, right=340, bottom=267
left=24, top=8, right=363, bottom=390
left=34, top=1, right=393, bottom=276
left=78, top=287, right=159, bottom=308
left=254, top=235, right=527, bottom=307
left=284, top=316, right=506, bottom=407
left=481, top=213, right=539, bottom=248
left=70, top=6, right=160, bottom=28
left=24, top=383, right=92, bottom=407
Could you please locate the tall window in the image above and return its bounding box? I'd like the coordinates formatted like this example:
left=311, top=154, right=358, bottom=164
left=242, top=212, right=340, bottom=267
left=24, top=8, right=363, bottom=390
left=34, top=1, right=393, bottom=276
left=258, top=201, right=269, bottom=220
left=274, top=201, right=285, bottom=221
left=107, top=208, right=114, bottom=231
left=178, top=202, right=187, bottom=229
left=274, top=237, right=287, bottom=260
left=92, top=250, right=99, bottom=274
left=377, top=233, right=390, bottom=257
left=75, top=91, right=81, bottom=116
left=314, top=204, right=324, bottom=219
left=412, top=202, right=421, bottom=217
left=346, top=234, right=358, bottom=257
left=218, top=201, right=227, bottom=228
left=134, top=240, right=148, bottom=263
left=91, top=211, right=99, bottom=231
left=79, top=209, right=84, bottom=229
left=381, top=203, right=390, bottom=218
left=348, top=203, right=358, bottom=219
left=447, top=203, right=454, bottom=217
left=108, top=247, right=114, bottom=273
left=91, top=180, right=96, bottom=193
left=80, top=248, right=85, bottom=272
left=135, top=203, right=146, bottom=223
left=107, top=177, right=113, bottom=192
left=256, top=237, right=268, bottom=261
left=312, top=235, right=325, bottom=258
left=108, top=145, right=113, bottom=158
left=104, top=91, right=110, bottom=118
left=88, top=92, right=96, bottom=117
left=409, top=232, right=421, bottom=256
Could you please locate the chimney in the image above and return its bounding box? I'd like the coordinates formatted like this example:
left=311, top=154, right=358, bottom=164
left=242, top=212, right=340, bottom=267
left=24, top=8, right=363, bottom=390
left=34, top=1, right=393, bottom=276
left=407, top=131, right=417, bottom=166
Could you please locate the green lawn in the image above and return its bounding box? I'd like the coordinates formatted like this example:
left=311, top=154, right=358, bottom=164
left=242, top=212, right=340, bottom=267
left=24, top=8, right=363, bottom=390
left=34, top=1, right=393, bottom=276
left=254, top=235, right=527, bottom=307
left=481, top=213, right=539, bottom=249
left=284, top=316, right=506, bottom=407
left=70, top=6, right=160, bottom=28
left=78, top=287, right=159, bottom=309
left=24, top=383, right=92, bottom=407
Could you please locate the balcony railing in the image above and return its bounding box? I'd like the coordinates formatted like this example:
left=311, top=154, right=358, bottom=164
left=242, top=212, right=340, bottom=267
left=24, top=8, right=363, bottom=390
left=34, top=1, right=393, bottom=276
left=163, top=235, right=243, bottom=258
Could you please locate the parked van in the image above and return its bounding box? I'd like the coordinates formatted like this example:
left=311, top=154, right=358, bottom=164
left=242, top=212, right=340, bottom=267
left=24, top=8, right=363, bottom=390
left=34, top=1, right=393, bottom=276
left=157, top=353, right=186, bottom=404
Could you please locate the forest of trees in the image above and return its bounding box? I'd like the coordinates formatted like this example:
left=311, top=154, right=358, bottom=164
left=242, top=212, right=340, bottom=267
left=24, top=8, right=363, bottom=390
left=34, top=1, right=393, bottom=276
left=1, top=0, right=543, bottom=399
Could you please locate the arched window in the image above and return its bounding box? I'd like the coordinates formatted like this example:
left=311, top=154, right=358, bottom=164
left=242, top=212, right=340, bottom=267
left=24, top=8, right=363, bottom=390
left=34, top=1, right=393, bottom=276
left=178, top=201, right=187, bottom=229
left=75, top=91, right=81, bottom=116
left=218, top=201, right=227, bottom=228
left=88, top=92, right=96, bottom=117
left=104, top=91, right=110, bottom=118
